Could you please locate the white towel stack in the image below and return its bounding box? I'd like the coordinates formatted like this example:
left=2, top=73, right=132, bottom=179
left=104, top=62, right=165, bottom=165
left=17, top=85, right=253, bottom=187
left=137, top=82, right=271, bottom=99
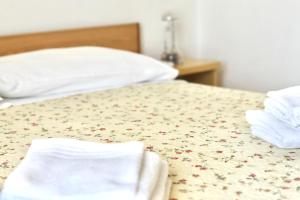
left=1, top=139, right=171, bottom=200
left=246, top=86, right=300, bottom=148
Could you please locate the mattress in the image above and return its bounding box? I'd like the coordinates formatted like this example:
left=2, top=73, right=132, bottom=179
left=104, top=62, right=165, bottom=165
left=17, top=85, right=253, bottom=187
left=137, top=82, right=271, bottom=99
left=1, top=80, right=300, bottom=200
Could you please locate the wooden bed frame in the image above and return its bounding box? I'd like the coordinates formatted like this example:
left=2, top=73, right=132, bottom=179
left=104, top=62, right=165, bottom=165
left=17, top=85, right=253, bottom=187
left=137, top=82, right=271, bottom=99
left=0, top=23, right=140, bottom=56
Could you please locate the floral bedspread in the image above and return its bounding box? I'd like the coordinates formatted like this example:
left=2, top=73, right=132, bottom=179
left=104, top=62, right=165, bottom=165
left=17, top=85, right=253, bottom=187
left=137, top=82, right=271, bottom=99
left=1, top=80, right=300, bottom=200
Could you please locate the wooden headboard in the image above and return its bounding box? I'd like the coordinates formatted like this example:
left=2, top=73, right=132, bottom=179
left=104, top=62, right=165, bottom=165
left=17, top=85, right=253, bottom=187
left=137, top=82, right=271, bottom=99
left=0, top=23, right=140, bottom=56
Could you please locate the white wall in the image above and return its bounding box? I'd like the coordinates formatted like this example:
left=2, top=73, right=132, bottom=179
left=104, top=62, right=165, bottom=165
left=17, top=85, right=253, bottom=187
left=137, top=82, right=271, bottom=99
left=197, top=0, right=300, bottom=92
left=0, top=0, right=197, bottom=59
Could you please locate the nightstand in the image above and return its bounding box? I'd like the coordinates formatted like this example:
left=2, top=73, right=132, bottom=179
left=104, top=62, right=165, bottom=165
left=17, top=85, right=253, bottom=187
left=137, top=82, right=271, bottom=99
left=176, top=59, right=221, bottom=86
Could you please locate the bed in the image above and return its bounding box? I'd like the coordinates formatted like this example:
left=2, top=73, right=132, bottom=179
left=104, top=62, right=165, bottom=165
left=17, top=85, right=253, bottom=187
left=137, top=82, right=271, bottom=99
left=1, top=23, right=300, bottom=200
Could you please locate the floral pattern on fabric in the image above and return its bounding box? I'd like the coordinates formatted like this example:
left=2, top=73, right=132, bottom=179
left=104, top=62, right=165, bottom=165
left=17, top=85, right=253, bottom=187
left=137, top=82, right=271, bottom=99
left=1, top=80, right=300, bottom=200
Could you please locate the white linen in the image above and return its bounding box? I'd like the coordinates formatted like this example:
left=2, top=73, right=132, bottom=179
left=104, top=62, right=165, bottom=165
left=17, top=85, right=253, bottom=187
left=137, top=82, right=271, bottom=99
left=1, top=139, right=171, bottom=200
left=0, top=102, right=12, bottom=109
left=0, top=46, right=178, bottom=98
left=267, top=86, right=300, bottom=98
left=0, top=81, right=175, bottom=107
left=265, top=87, right=300, bottom=128
left=136, top=152, right=162, bottom=200
left=151, top=160, right=170, bottom=200
left=264, top=97, right=300, bottom=128
left=0, top=96, right=10, bottom=109
left=1, top=139, right=145, bottom=200
left=246, top=110, right=300, bottom=148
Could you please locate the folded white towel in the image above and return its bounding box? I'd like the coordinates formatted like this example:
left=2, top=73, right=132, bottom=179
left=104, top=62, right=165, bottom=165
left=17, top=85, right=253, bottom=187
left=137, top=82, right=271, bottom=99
left=264, top=97, right=300, bottom=127
left=1, top=139, right=145, bottom=200
left=1, top=139, right=172, bottom=200
left=266, top=87, right=300, bottom=127
left=151, top=160, right=170, bottom=200
left=136, top=152, right=161, bottom=200
left=267, top=86, right=300, bottom=98
left=246, top=110, right=300, bottom=148
left=136, top=153, right=171, bottom=200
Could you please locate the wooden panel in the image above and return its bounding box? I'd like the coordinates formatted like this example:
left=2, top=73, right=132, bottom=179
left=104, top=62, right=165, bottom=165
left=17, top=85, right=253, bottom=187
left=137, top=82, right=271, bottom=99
left=179, top=71, right=219, bottom=86
left=176, top=59, right=220, bottom=76
left=176, top=59, right=221, bottom=86
left=0, top=23, right=140, bottom=56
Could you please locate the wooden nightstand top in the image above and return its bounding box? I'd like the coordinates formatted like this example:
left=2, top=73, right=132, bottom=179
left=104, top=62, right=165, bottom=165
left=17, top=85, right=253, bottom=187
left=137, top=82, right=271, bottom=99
left=176, top=59, right=220, bottom=76
left=175, top=59, right=221, bottom=86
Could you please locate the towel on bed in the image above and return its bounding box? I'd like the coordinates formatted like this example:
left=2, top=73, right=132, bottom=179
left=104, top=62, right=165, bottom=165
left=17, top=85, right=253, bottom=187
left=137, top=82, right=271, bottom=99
left=265, top=86, right=300, bottom=128
left=151, top=160, right=171, bottom=200
left=246, top=110, right=300, bottom=148
left=136, top=152, right=171, bottom=200
left=0, top=139, right=171, bottom=200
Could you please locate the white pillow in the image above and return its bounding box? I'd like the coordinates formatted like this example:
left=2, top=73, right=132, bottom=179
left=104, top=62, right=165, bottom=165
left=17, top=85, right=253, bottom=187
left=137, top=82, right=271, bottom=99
left=0, top=47, right=178, bottom=98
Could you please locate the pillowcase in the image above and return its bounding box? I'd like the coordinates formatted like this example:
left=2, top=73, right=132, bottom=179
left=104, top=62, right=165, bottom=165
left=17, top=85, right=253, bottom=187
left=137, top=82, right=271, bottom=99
left=0, top=46, right=178, bottom=98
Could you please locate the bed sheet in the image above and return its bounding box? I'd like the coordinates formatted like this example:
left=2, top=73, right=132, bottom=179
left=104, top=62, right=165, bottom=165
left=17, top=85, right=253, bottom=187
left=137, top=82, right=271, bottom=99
left=1, top=81, right=300, bottom=200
